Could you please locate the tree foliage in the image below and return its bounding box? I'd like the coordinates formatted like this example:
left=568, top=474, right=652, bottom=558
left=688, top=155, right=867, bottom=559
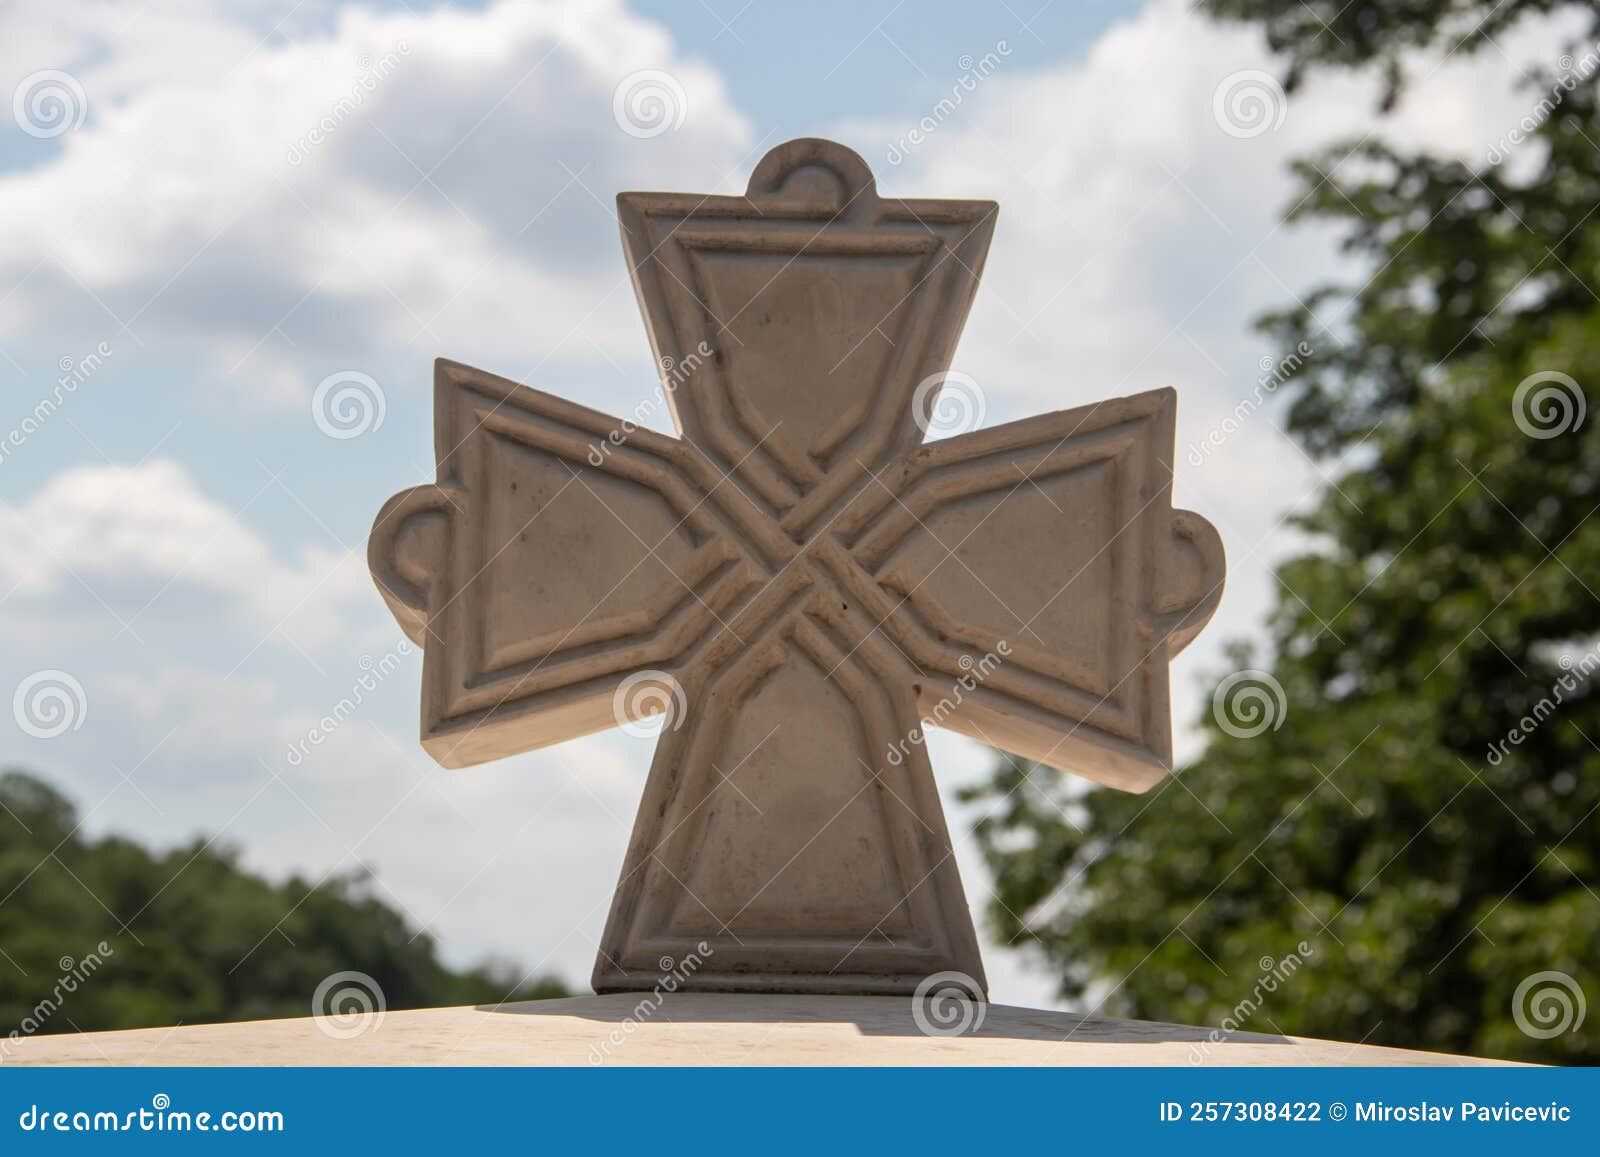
left=0, top=769, right=567, bottom=1039
left=962, top=0, right=1600, bottom=1062
left=1203, top=0, right=1595, bottom=108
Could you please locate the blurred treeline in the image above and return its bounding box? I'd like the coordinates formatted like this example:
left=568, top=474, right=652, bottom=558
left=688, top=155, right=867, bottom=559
left=963, top=0, right=1600, bottom=1062
left=0, top=768, right=567, bottom=1036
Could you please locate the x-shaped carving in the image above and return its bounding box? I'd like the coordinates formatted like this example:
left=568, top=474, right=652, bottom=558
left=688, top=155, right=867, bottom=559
left=369, top=140, right=1225, bottom=995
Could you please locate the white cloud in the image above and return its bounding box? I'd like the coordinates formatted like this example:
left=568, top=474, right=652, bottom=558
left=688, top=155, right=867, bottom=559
left=0, top=0, right=752, bottom=407
left=0, top=459, right=369, bottom=641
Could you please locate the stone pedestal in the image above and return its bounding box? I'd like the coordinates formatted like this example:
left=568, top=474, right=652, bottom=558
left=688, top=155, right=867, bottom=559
left=3, top=995, right=1503, bottom=1066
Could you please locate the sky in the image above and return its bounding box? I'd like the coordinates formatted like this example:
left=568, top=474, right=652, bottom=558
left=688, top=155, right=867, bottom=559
left=0, top=0, right=1579, bottom=1011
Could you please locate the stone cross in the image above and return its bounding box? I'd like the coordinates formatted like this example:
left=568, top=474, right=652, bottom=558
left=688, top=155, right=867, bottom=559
left=369, top=138, right=1225, bottom=997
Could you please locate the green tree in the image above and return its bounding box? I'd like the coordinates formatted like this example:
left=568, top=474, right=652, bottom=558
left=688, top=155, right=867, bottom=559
left=962, top=0, right=1600, bottom=1062
left=0, top=769, right=567, bottom=1040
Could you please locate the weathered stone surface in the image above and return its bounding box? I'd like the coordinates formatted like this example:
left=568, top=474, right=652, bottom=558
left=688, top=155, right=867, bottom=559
left=368, top=139, right=1226, bottom=997
left=2, top=996, right=1502, bottom=1067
